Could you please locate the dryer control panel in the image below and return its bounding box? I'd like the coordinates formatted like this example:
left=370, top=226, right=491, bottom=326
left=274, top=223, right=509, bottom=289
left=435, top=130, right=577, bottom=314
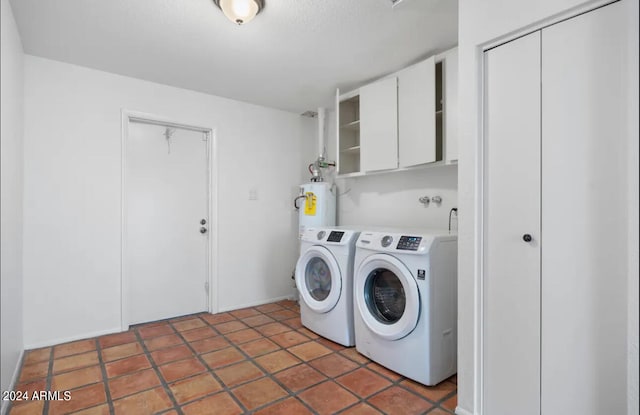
left=327, top=231, right=345, bottom=242
left=397, top=236, right=422, bottom=251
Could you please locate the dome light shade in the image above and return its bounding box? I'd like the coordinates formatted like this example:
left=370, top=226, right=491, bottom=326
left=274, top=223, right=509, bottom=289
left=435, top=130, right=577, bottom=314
left=214, top=0, right=264, bottom=25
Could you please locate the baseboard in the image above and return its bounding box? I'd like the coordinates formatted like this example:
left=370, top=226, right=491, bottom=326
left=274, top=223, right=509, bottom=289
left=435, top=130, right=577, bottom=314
left=0, top=349, right=25, bottom=415
left=455, top=406, right=474, bottom=415
left=217, top=295, right=295, bottom=313
left=24, top=326, right=122, bottom=350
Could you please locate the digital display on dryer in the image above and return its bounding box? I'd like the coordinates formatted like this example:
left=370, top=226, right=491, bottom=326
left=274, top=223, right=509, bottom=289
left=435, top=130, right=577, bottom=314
left=397, top=236, right=422, bottom=251
left=327, top=231, right=345, bottom=242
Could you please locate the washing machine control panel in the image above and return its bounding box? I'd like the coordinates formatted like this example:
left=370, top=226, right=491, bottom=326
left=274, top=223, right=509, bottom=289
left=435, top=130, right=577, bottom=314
left=327, top=231, right=345, bottom=243
left=397, top=236, right=422, bottom=251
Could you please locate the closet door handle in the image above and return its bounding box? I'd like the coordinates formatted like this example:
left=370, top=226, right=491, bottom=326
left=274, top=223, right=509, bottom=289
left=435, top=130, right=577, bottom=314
left=522, top=234, right=532, bottom=243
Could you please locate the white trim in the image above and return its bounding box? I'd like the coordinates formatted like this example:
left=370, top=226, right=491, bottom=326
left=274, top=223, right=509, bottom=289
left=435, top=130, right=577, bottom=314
left=24, top=327, right=122, bottom=350
left=217, top=295, right=294, bottom=313
left=120, top=109, right=217, bottom=329
left=455, top=406, right=475, bottom=415
left=0, top=350, right=25, bottom=415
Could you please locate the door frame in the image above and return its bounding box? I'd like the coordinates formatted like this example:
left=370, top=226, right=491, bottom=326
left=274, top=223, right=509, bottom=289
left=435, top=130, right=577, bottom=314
left=120, top=109, right=218, bottom=330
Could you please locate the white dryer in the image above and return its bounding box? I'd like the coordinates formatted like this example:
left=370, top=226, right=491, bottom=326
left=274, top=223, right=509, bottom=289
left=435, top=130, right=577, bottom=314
left=295, top=227, right=360, bottom=346
left=353, top=230, right=457, bottom=386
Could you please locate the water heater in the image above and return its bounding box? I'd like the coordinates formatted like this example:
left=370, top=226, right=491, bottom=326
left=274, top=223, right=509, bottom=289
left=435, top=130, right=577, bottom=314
left=296, top=182, right=336, bottom=238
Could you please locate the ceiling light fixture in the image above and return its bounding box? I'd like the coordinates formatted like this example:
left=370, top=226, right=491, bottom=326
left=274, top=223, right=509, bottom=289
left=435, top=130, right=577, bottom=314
left=214, top=0, right=264, bottom=25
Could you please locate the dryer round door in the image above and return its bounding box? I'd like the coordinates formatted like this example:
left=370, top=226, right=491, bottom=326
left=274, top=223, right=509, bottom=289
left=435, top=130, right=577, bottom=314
left=295, top=246, right=342, bottom=313
left=355, top=254, right=420, bottom=341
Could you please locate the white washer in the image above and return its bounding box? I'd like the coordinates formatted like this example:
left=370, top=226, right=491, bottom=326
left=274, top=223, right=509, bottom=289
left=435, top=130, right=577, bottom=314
left=295, top=227, right=361, bottom=346
left=353, top=229, right=457, bottom=386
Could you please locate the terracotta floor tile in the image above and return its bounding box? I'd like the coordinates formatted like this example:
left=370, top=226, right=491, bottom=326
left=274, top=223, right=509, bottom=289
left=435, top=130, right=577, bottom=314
left=276, top=300, right=298, bottom=309
left=427, top=409, right=453, bottom=415
left=337, top=368, right=392, bottom=398
left=216, top=361, right=264, bottom=387
left=254, top=303, right=283, bottom=313
left=159, top=357, right=206, bottom=382
left=269, top=309, right=298, bottom=321
left=201, top=347, right=245, bottom=369
left=317, top=337, right=347, bottom=351
left=53, top=351, right=99, bottom=374
left=112, top=387, right=173, bottom=415
left=18, top=361, right=49, bottom=382
left=256, top=322, right=291, bottom=337
left=191, top=336, right=230, bottom=354
left=23, top=347, right=51, bottom=365
left=274, top=364, right=326, bottom=392
left=108, top=368, right=161, bottom=399
left=340, top=348, right=371, bottom=364
left=201, top=312, right=236, bottom=325
left=98, top=331, right=137, bottom=349
left=150, top=344, right=194, bottom=365
left=71, top=403, right=111, bottom=415
left=173, top=318, right=207, bottom=332
left=231, top=377, right=287, bottom=410
left=366, top=362, right=404, bottom=382
left=181, top=326, right=217, bottom=342
left=181, top=391, right=243, bottom=415
left=448, top=374, right=457, bottom=385
left=105, top=354, right=151, bottom=378
left=340, top=403, right=384, bottom=415
left=8, top=400, right=43, bottom=415
left=253, top=397, right=313, bottom=415
left=225, top=328, right=262, bottom=344
left=242, top=314, right=275, bottom=327
left=12, top=379, right=46, bottom=406
left=101, top=341, right=143, bottom=362
left=255, top=350, right=301, bottom=373
left=400, top=378, right=456, bottom=402
left=169, top=372, right=222, bottom=404
left=51, top=365, right=102, bottom=391
left=229, top=307, right=261, bottom=319
left=138, top=324, right=174, bottom=339
left=144, top=333, right=184, bottom=351
left=297, top=327, right=320, bottom=339
left=441, top=394, right=457, bottom=411
left=49, top=382, right=106, bottom=415
left=269, top=331, right=309, bottom=348
left=281, top=317, right=303, bottom=330
left=298, top=381, right=359, bottom=415
left=214, top=320, right=248, bottom=334
left=368, top=386, right=433, bottom=415
left=238, top=338, right=280, bottom=357
left=53, top=339, right=96, bottom=358
left=288, top=342, right=332, bottom=361
left=309, top=353, right=359, bottom=378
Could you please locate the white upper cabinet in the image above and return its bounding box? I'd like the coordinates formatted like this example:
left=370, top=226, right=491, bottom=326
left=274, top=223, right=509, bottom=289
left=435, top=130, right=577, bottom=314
left=443, top=48, right=458, bottom=163
left=360, top=76, right=399, bottom=172
left=398, top=56, right=436, bottom=168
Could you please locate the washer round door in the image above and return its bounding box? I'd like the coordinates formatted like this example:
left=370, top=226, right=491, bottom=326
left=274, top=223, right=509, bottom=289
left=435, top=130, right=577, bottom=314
left=355, top=254, right=420, bottom=341
left=295, top=246, right=342, bottom=313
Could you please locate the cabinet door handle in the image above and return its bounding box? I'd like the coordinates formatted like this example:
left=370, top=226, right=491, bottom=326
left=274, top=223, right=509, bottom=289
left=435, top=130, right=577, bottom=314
left=522, top=234, right=532, bottom=242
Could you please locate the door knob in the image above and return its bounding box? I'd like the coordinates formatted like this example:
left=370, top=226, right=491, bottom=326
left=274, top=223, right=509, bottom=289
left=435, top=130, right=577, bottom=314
left=200, top=219, right=207, bottom=225
left=522, top=234, right=532, bottom=242
left=200, top=227, right=207, bottom=234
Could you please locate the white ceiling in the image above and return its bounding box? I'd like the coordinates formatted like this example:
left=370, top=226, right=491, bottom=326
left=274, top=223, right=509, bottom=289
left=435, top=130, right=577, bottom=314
left=9, top=0, right=458, bottom=113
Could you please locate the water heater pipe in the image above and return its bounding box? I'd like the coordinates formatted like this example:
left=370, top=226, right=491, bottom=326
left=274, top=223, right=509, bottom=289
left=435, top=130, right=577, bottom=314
left=317, top=107, right=326, bottom=159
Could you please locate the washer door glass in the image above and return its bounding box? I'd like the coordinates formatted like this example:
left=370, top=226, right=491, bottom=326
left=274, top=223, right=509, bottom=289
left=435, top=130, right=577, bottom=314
left=366, top=269, right=406, bottom=324
left=355, top=254, right=420, bottom=340
left=295, top=246, right=342, bottom=313
left=305, top=257, right=332, bottom=301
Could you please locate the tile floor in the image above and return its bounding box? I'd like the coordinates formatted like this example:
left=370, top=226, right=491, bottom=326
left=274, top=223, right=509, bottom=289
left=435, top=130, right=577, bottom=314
left=9, top=300, right=457, bottom=415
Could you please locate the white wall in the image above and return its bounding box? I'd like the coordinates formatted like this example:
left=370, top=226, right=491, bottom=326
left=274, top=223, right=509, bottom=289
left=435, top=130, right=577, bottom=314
left=0, top=0, right=25, bottom=406
left=322, top=110, right=458, bottom=230
left=22, top=55, right=314, bottom=348
left=457, top=1, right=639, bottom=414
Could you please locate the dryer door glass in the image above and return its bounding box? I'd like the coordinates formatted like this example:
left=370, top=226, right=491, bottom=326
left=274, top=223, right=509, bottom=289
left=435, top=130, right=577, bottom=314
left=305, top=257, right=332, bottom=301
left=365, top=269, right=406, bottom=324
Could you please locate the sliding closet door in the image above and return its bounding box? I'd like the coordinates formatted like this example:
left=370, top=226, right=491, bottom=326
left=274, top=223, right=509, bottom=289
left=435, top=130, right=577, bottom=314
left=483, top=31, right=541, bottom=415
left=541, top=2, right=628, bottom=413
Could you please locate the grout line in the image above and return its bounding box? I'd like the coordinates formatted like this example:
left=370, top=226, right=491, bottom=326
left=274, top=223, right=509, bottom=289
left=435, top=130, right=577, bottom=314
left=42, top=346, right=55, bottom=414
left=94, top=338, right=116, bottom=415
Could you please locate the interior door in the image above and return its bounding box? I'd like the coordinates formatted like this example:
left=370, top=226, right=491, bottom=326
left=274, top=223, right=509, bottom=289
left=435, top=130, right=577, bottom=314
left=483, top=31, right=541, bottom=415
left=125, top=122, right=209, bottom=325
left=541, top=2, right=628, bottom=413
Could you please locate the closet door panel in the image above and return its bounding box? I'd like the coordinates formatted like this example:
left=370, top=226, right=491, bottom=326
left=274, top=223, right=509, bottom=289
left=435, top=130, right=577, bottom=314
left=541, top=2, right=628, bottom=414
left=483, top=31, right=541, bottom=415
